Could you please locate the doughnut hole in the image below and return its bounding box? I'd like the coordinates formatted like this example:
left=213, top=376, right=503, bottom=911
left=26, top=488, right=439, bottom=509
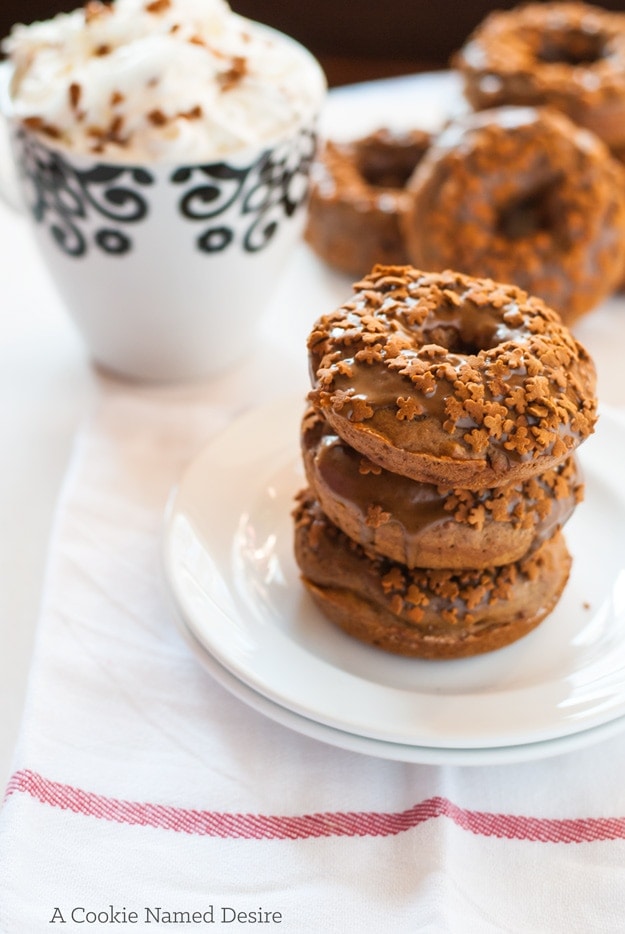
left=496, top=177, right=569, bottom=249
left=421, top=313, right=508, bottom=357
left=534, top=27, right=607, bottom=65
left=353, top=132, right=428, bottom=189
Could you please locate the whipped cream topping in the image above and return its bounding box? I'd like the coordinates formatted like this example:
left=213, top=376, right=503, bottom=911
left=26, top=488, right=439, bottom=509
left=3, top=0, right=326, bottom=163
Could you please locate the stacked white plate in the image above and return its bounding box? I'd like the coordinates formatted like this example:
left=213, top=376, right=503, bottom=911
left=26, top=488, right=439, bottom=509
left=163, top=71, right=625, bottom=766
left=162, top=396, right=625, bottom=766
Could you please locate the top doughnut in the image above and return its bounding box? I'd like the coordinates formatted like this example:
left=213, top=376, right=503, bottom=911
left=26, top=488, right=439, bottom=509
left=454, top=1, right=625, bottom=151
left=308, top=265, right=597, bottom=489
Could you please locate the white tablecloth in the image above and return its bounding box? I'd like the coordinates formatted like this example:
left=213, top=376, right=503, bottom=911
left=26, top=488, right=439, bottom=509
left=3, top=361, right=625, bottom=933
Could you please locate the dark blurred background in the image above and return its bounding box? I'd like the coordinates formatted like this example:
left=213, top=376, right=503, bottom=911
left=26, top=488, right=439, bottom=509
left=4, top=1, right=625, bottom=85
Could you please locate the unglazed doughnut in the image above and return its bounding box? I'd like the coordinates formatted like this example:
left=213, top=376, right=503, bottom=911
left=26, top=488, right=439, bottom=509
left=401, top=106, right=625, bottom=324
left=293, top=491, right=572, bottom=659
left=305, top=128, right=431, bottom=275
left=307, top=265, right=597, bottom=489
left=454, top=1, right=625, bottom=152
left=301, top=407, right=583, bottom=570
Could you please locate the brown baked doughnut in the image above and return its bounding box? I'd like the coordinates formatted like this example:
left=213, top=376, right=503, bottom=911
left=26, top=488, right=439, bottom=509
left=305, top=128, right=431, bottom=275
left=401, top=106, right=625, bottom=325
left=454, top=2, right=625, bottom=152
left=293, top=491, right=572, bottom=659
left=307, top=265, right=597, bottom=490
left=301, top=406, right=583, bottom=570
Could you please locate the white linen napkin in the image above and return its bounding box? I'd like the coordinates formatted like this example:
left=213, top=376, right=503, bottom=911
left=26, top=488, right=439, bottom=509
left=2, top=369, right=625, bottom=934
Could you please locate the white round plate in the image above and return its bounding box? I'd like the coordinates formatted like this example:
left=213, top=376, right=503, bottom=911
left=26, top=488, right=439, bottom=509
left=318, top=69, right=466, bottom=141
left=162, top=396, right=625, bottom=751
left=174, top=602, right=625, bottom=766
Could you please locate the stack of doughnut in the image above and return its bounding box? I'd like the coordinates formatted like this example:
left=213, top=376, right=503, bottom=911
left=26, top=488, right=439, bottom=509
left=305, top=1, right=625, bottom=324
left=293, top=265, right=597, bottom=659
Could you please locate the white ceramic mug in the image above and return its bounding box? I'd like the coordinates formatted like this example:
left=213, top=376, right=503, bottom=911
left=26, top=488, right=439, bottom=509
left=0, top=45, right=324, bottom=382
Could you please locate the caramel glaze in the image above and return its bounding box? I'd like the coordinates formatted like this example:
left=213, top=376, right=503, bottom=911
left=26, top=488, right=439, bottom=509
left=308, top=266, right=597, bottom=490
left=302, top=407, right=583, bottom=569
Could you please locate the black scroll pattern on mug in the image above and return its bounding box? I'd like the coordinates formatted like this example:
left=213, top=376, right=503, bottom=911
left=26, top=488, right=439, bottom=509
left=16, top=130, right=153, bottom=257
left=172, top=128, right=317, bottom=253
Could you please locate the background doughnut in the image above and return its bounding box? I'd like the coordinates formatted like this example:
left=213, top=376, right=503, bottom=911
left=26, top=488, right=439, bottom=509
left=305, top=128, right=431, bottom=275
left=454, top=1, right=625, bottom=152
left=401, top=106, right=625, bottom=324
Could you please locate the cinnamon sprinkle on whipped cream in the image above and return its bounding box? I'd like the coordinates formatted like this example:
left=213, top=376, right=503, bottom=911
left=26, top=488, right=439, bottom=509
left=3, top=0, right=326, bottom=162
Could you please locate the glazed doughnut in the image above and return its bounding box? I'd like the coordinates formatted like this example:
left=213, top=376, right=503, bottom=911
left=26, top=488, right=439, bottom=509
left=307, top=265, right=597, bottom=490
left=293, top=491, right=572, bottom=659
left=454, top=2, right=625, bottom=152
left=305, top=128, right=431, bottom=275
left=401, top=106, right=625, bottom=325
left=301, top=407, right=583, bottom=570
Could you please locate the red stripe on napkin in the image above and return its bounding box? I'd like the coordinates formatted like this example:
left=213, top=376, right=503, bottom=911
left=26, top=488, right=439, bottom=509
left=5, top=769, right=625, bottom=843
